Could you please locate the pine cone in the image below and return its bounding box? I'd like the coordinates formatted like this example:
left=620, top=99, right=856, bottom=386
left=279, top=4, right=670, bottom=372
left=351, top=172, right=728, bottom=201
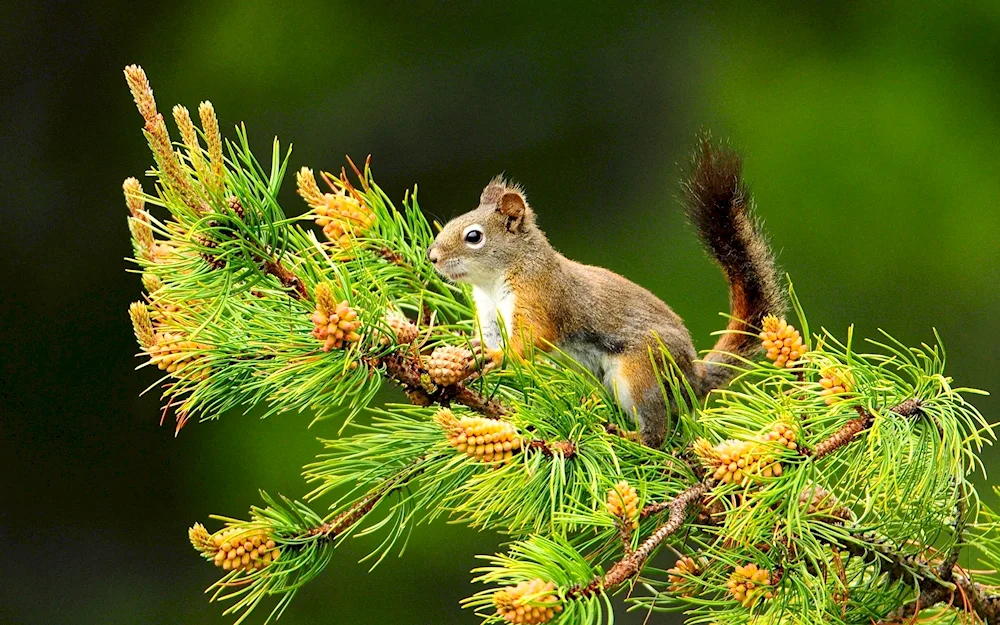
left=693, top=437, right=783, bottom=485
left=152, top=240, right=180, bottom=264
left=437, top=410, right=522, bottom=463
left=150, top=301, right=182, bottom=323
left=404, top=388, right=432, bottom=406
left=188, top=523, right=215, bottom=553
left=381, top=311, right=418, bottom=345
left=715, top=440, right=761, bottom=484
left=316, top=192, right=375, bottom=246
left=708, top=439, right=757, bottom=484
left=129, top=302, right=156, bottom=349
left=296, top=167, right=326, bottom=207
left=141, top=273, right=164, bottom=294
left=140, top=274, right=184, bottom=322
left=606, top=480, right=640, bottom=530
left=696, top=493, right=726, bottom=524
left=819, top=367, right=854, bottom=405
left=799, top=484, right=851, bottom=520
left=434, top=407, right=460, bottom=431
left=124, top=177, right=155, bottom=258
left=727, top=563, right=776, bottom=607
left=226, top=195, right=245, bottom=219
left=202, top=526, right=281, bottom=573
left=195, top=234, right=225, bottom=269
left=667, top=556, right=707, bottom=596
left=493, top=579, right=562, bottom=624
left=691, top=437, right=717, bottom=462
left=311, top=284, right=361, bottom=351
left=760, top=422, right=797, bottom=450
left=147, top=332, right=212, bottom=380
left=296, top=168, right=376, bottom=246
left=427, top=345, right=474, bottom=386
left=760, top=315, right=806, bottom=368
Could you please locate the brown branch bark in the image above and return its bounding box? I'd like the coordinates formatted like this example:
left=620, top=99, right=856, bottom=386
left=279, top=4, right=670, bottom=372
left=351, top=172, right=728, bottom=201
left=261, top=257, right=310, bottom=300
left=307, top=458, right=426, bottom=538
left=806, top=399, right=923, bottom=459
left=939, top=484, right=968, bottom=581
left=809, top=410, right=871, bottom=459
left=380, top=351, right=507, bottom=418
left=194, top=196, right=310, bottom=300
left=571, top=481, right=710, bottom=597
left=307, top=492, right=382, bottom=538
left=956, top=577, right=1000, bottom=624
left=527, top=439, right=577, bottom=458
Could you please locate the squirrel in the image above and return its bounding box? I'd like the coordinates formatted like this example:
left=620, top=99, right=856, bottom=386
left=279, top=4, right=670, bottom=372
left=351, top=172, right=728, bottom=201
left=426, top=136, right=784, bottom=448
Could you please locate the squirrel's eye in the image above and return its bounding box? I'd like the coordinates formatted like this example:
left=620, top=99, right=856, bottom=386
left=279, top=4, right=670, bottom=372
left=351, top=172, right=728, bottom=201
left=463, top=226, right=485, bottom=248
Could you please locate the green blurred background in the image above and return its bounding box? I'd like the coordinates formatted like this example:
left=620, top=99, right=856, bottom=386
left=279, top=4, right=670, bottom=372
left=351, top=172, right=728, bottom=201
left=2, top=1, right=999, bottom=623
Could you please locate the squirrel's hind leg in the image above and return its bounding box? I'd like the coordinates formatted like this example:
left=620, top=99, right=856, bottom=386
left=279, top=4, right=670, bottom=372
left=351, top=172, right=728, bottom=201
left=635, top=391, right=668, bottom=449
left=605, top=351, right=667, bottom=448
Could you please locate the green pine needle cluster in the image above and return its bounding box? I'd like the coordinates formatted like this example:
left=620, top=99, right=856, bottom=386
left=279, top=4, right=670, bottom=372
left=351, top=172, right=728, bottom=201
left=124, top=66, right=999, bottom=625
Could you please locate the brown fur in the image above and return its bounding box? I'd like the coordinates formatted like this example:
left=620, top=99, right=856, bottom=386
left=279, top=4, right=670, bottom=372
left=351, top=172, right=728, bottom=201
left=508, top=273, right=560, bottom=353
left=426, top=138, right=782, bottom=447
left=682, top=134, right=784, bottom=393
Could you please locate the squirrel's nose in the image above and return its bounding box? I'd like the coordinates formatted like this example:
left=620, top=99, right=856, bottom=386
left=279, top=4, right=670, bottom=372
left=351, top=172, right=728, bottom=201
left=427, top=245, right=440, bottom=264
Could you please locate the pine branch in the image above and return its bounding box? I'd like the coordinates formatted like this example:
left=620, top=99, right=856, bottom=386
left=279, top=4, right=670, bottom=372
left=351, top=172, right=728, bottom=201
left=599, top=481, right=710, bottom=590
left=306, top=457, right=425, bottom=538
left=856, top=538, right=1000, bottom=624
left=865, top=480, right=993, bottom=623
left=259, top=257, right=309, bottom=300
left=377, top=351, right=508, bottom=418
left=806, top=399, right=923, bottom=459
left=526, top=439, right=577, bottom=458
left=938, top=486, right=969, bottom=580
left=565, top=395, right=972, bottom=616
left=120, top=66, right=998, bottom=625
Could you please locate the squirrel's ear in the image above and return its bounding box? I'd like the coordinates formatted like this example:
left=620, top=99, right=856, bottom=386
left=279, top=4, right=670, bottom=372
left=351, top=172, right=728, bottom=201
left=497, top=190, right=529, bottom=233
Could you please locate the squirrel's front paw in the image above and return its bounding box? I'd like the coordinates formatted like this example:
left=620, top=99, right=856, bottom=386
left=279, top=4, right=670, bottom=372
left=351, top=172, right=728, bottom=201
left=469, top=338, right=503, bottom=373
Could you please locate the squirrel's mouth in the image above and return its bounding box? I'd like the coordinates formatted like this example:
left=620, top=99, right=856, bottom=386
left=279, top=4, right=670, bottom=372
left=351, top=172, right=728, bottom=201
left=436, top=259, right=468, bottom=282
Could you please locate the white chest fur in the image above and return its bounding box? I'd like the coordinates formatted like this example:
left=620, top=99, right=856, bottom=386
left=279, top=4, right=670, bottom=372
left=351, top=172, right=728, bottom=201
left=472, top=281, right=515, bottom=349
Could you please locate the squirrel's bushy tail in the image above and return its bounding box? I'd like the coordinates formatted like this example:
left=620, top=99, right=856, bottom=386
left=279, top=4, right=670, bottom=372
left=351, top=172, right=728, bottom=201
left=683, top=135, right=784, bottom=396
